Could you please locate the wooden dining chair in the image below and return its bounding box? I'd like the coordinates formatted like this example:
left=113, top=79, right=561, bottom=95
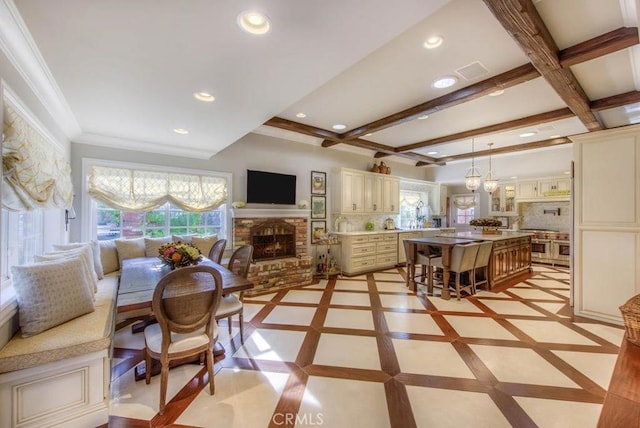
left=143, top=265, right=223, bottom=414
left=208, top=238, right=227, bottom=264
left=215, top=245, right=253, bottom=344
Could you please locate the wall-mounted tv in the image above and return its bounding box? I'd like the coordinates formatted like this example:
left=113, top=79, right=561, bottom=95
left=246, top=170, right=297, bottom=205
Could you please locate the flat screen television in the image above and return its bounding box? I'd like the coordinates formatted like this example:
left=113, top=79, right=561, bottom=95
left=246, top=170, right=297, bottom=205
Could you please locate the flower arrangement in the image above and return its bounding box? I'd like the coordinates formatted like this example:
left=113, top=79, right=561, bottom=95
left=158, top=242, right=202, bottom=269
left=469, top=218, right=503, bottom=227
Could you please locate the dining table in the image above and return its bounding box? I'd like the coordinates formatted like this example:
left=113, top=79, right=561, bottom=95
left=116, top=256, right=254, bottom=380
left=404, top=236, right=480, bottom=299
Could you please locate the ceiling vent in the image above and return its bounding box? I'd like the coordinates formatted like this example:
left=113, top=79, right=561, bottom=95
left=455, top=61, right=489, bottom=81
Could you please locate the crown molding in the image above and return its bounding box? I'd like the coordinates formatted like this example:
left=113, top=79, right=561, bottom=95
left=0, top=0, right=81, bottom=137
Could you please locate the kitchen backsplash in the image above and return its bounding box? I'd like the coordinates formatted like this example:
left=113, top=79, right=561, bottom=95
left=331, top=213, right=400, bottom=232
left=518, top=201, right=571, bottom=232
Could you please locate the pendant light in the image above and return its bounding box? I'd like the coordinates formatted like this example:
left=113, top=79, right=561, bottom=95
left=483, top=142, right=499, bottom=194
left=465, top=138, right=481, bottom=192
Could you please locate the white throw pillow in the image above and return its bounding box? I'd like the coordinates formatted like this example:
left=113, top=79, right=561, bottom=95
left=11, top=258, right=96, bottom=337
left=99, top=239, right=120, bottom=274
left=192, top=235, right=218, bottom=257
left=115, top=238, right=145, bottom=266
left=144, top=236, right=172, bottom=257
left=172, top=234, right=196, bottom=244
left=37, top=246, right=99, bottom=293
left=53, top=241, right=104, bottom=279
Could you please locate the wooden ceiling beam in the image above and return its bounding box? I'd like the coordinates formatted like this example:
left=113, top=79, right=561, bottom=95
left=341, top=139, right=441, bottom=164
left=263, top=117, right=340, bottom=140
left=590, top=90, right=640, bottom=111
left=415, top=137, right=571, bottom=166
left=333, top=63, right=539, bottom=142
left=483, top=0, right=603, bottom=132
left=395, top=107, right=573, bottom=153
left=559, top=27, right=639, bottom=68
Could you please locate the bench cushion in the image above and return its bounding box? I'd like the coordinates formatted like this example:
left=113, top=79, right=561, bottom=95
left=0, top=273, right=119, bottom=373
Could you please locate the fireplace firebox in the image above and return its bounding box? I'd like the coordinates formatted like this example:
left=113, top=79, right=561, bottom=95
left=250, top=221, right=296, bottom=261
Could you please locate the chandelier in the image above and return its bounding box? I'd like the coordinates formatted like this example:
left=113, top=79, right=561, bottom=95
left=464, top=138, right=481, bottom=192
left=483, top=142, right=499, bottom=194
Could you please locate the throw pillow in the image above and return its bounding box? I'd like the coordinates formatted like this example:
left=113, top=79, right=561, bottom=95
left=99, top=239, right=120, bottom=274
left=36, top=246, right=99, bottom=293
left=53, top=241, right=104, bottom=279
left=11, top=258, right=96, bottom=337
left=172, top=234, right=196, bottom=244
left=144, top=236, right=172, bottom=257
left=192, top=235, right=218, bottom=257
left=115, top=237, right=145, bottom=267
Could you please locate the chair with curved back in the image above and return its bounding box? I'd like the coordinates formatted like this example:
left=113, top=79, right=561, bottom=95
left=208, top=238, right=227, bottom=264
left=430, top=242, right=480, bottom=300
left=472, top=241, right=494, bottom=293
left=215, top=244, right=254, bottom=344
left=143, top=265, right=223, bottom=414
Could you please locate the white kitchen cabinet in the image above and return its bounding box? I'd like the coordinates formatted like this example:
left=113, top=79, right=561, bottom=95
left=340, top=232, right=398, bottom=275
left=397, top=231, right=422, bottom=264
left=489, top=182, right=517, bottom=216
left=517, top=180, right=539, bottom=199
left=334, top=168, right=400, bottom=214
left=538, top=178, right=571, bottom=196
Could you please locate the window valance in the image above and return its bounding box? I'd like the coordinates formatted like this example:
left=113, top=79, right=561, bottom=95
left=88, top=166, right=228, bottom=212
left=452, top=195, right=477, bottom=210
left=2, top=104, right=73, bottom=211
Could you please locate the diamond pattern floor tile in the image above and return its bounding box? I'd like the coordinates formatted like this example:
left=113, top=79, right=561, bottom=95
left=514, top=396, right=603, bottom=428
left=261, top=305, right=317, bottom=326
left=330, top=291, right=372, bottom=307
left=279, top=289, right=324, bottom=304
left=324, top=308, right=374, bottom=331
left=384, top=311, right=444, bottom=335
left=508, top=319, right=599, bottom=346
left=379, top=294, right=427, bottom=310
left=444, top=315, right=519, bottom=341
left=313, top=333, right=381, bottom=370
left=393, top=339, right=476, bottom=378
left=232, top=329, right=306, bottom=362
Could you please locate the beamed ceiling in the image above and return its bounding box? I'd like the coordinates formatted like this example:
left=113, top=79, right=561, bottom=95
left=2, top=0, right=639, bottom=171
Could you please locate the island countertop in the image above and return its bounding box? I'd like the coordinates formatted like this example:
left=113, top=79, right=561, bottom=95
left=443, top=231, right=534, bottom=241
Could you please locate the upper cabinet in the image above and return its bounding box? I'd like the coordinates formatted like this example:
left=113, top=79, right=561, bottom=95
left=489, top=182, right=517, bottom=216
left=516, top=176, right=571, bottom=201
left=334, top=168, right=400, bottom=214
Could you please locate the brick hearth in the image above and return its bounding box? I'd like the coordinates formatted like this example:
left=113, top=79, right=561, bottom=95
left=232, top=209, right=313, bottom=294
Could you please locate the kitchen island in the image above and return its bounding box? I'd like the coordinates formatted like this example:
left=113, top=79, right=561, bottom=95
left=446, top=231, right=533, bottom=290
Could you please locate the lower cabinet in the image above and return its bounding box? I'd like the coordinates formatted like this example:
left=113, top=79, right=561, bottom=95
left=489, top=236, right=532, bottom=288
left=397, top=231, right=423, bottom=264
left=340, top=233, right=398, bottom=275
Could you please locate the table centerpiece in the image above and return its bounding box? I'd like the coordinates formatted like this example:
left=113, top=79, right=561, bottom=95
left=469, top=218, right=503, bottom=234
left=158, top=241, right=202, bottom=269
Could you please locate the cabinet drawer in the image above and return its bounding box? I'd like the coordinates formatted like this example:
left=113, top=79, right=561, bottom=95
left=352, top=243, right=376, bottom=255
left=350, top=236, right=370, bottom=243
left=352, top=256, right=376, bottom=269
left=377, top=254, right=397, bottom=265
left=377, top=243, right=398, bottom=253
left=383, top=234, right=397, bottom=242
left=369, top=234, right=385, bottom=242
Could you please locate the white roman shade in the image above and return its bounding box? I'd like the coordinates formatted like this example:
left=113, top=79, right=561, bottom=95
left=88, top=166, right=228, bottom=212
left=2, top=103, right=73, bottom=211
left=452, top=195, right=477, bottom=210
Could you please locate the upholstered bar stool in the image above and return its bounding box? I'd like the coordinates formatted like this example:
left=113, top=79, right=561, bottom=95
left=403, top=241, right=437, bottom=293
left=472, top=241, right=494, bottom=293
left=430, top=243, right=480, bottom=300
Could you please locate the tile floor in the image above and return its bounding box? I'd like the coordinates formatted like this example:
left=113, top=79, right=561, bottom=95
left=107, top=265, right=624, bottom=427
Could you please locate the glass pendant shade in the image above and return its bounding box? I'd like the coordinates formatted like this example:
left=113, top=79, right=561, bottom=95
left=483, top=142, right=499, bottom=193
left=465, top=166, right=482, bottom=191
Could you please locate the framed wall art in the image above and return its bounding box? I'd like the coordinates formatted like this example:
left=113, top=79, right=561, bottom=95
left=311, top=220, right=327, bottom=243
left=311, top=171, right=326, bottom=195
left=311, top=195, right=326, bottom=219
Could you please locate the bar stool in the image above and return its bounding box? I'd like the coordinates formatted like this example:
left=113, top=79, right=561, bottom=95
left=430, top=243, right=480, bottom=300
left=472, top=241, right=493, bottom=293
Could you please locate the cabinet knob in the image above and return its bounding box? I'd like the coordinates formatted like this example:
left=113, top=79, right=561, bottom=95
left=352, top=203, right=356, bottom=211
left=374, top=204, right=377, bottom=211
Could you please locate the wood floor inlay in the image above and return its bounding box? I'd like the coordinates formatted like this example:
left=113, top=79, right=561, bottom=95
left=109, top=265, right=625, bottom=427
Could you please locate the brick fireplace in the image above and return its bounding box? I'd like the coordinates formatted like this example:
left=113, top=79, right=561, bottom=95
left=232, top=208, right=312, bottom=294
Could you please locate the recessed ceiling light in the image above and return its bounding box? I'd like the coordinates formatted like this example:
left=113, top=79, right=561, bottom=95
left=519, top=131, right=537, bottom=138
left=193, top=92, right=215, bottom=102
left=427, top=151, right=438, bottom=155
left=431, top=76, right=457, bottom=89
left=439, top=154, right=448, bottom=157
left=237, top=11, right=271, bottom=35
left=173, top=128, right=189, bottom=135
left=423, top=35, right=443, bottom=49
left=510, top=176, right=518, bottom=179
left=563, top=171, right=571, bottom=175
left=489, top=89, right=504, bottom=96
left=296, top=112, right=307, bottom=118
left=332, top=124, right=347, bottom=130
left=417, top=115, right=429, bottom=120
left=364, top=133, right=373, bottom=137
left=549, top=134, right=561, bottom=138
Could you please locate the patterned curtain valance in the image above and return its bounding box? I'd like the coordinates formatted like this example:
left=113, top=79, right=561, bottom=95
left=452, top=195, right=477, bottom=210
left=2, top=104, right=73, bottom=211
left=88, top=166, right=228, bottom=212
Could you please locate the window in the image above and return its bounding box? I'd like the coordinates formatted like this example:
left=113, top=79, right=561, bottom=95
left=1, top=209, right=44, bottom=306
left=399, top=190, right=430, bottom=229
left=95, top=202, right=226, bottom=240
left=452, top=194, right=478, bottom=226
